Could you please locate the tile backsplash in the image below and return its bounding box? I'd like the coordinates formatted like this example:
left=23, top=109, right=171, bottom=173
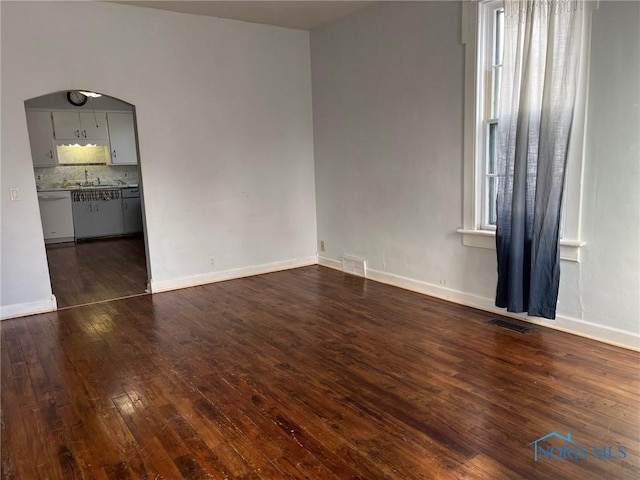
left=35, top=165, right=140, bottom=187
left=56, top=144, right=111, bottom=165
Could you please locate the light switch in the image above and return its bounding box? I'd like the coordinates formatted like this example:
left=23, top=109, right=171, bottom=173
left=9, top=188, right=20, bottom=201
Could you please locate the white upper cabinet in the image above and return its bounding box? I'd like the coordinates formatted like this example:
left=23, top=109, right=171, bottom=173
left=107, top=112, right=138, bottom=165
left=80, top=112, right=109, bottom=140
left=26, top=111, right=57, bottom=167
left=52, top=111, right=109, bottom=141
left=52, top=111, right=79, bottom=140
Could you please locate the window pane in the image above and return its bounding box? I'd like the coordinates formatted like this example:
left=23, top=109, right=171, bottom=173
left=495, top=9, right=504, bottom=65
left=492, top=66, right=501, bottom=118
left=488, top=176, right=497, bottom=226
left=488, top=123, right=497, bottom=174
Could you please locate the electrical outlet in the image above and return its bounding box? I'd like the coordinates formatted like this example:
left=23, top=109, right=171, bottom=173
left=36, top=174, right=42, bottom=181
left=209, top=256, right=215, bottom=267
left=320, top=240, right=325, bottom=252
left=124, top=172, right=128, bottom=178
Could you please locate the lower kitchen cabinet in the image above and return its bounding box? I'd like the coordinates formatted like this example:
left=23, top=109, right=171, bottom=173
left=123, top=197, right=143, bottom=234
left=72, top=199, right=124, bottom=239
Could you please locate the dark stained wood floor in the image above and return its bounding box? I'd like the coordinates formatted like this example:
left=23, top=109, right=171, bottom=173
left=45, top=237, right=148, bottom=308
left=1, top=266, right=638, bottom=479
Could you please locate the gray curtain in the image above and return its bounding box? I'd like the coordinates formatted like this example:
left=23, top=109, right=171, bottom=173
left=495, top=0, right=586, bottom=319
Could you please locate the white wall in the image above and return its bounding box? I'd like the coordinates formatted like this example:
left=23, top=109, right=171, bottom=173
left=579, top=1, right=640, bottom=335
left=1, top=1, right=317, bottom=316
left=311, top=1, right=639, bottom=348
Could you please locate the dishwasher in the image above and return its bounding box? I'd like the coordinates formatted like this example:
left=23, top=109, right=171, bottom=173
left=37, top=191, right=75, bottom=243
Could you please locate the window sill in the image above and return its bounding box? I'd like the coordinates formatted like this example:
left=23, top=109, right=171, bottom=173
left=456, top=229, right=586, bottom=262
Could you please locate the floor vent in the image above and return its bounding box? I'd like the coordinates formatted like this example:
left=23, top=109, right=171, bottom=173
left=342, top=254, right=367, bottom=278
left=488, top=318, right=531, bottom=333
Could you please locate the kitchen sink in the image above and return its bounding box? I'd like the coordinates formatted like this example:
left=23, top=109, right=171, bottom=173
left=76, top=182, right=118, bottom=188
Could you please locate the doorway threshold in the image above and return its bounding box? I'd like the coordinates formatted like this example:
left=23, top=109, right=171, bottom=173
left=55, top=292, right=150, bottom=312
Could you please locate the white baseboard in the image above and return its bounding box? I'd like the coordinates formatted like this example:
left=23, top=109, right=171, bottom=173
left=5, top=255, right=637, bottom=351
left=318, top=256, right=343, bottom=271
left=150, top=255, right=318, bottom=294
left=1, top=295, right=57, bottom=320
left=318, top=256, right=639, bottom=351
left=44, top=237, right=74, bottom=245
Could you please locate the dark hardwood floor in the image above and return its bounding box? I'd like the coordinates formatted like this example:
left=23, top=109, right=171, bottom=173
left=45, top=236, right=148, bottom=308
left=1, top=266, right=638, bottom=479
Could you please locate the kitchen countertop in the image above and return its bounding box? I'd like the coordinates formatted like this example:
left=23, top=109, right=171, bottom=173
left=37, top=183, right=138, bottom=192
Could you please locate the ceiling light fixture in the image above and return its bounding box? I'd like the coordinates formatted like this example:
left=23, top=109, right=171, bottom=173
left=79, top=91, right=102, bottom=98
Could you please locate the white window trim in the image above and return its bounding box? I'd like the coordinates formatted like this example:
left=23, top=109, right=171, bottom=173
left=458, top=0, right=595, bottom=263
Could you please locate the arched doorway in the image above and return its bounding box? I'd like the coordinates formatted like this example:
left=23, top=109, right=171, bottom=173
left=25, top=90, right=150, bottom=308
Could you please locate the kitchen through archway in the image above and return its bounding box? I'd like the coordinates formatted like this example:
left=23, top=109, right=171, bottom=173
left=25, top=90, right=150, bottom=308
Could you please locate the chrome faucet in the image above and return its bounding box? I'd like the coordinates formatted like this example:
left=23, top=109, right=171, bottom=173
left=96, top=177, right=101, bottom=186
left=84, top=169, right=89, bottom=184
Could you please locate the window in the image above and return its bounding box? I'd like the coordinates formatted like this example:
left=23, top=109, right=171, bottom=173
left=479, top=1, right=503, bottom=229
left=459, top=0, right=592, bottom=261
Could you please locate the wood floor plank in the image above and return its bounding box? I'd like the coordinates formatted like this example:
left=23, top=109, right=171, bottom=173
left=192, top=313, right=462, bottom=478
left=2, top=266, right=638, bottom=479
left=1, top=337, right=30, bottom=480
left=45, top=236, right=148, bottom=309
left=112, top=393, right=187, bottom=479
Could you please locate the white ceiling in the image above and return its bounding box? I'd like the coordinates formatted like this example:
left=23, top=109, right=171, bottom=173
left=113, top=1, right=377, bottom=30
